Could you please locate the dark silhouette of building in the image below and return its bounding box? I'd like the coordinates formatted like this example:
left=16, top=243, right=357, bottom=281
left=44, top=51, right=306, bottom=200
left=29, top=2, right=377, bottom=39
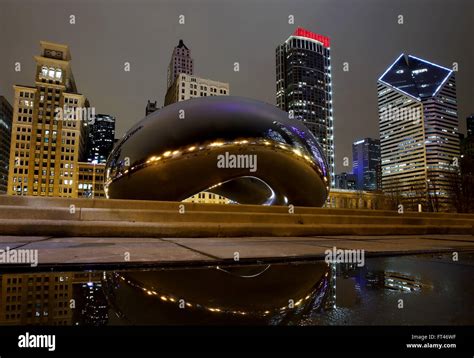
left=467, top=114, right=474, bottom=138
left=145, top=100, right=158, bottom=116
left=0, top=96, right=13, bottom=193
left=335, top=172, right=356, bottom=190
left=461, top=115, right=474, bottom=159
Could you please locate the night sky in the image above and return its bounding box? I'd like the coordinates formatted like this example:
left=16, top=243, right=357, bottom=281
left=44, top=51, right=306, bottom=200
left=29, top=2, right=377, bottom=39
left=1, top=0, right=472, bottom=173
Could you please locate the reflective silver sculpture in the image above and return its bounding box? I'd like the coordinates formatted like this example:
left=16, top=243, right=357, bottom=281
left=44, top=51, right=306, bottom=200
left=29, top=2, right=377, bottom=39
left=105, top=96, right=330, bottom=206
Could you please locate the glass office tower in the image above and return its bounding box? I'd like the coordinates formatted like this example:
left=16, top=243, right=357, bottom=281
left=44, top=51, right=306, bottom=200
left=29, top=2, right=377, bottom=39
left=352, top=138, right=381, bottom=191
left=276, top=27, right=334, bottom=185
left=87, top=114, right=115, bottom=164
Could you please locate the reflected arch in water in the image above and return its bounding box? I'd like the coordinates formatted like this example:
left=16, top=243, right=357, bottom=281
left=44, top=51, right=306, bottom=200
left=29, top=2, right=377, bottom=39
left=104, top=262, right=330, bottom=325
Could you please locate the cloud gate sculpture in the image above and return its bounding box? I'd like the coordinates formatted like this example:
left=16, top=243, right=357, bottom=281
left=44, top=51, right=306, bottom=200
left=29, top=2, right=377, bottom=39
left=105, top=96, right=330, bottom=207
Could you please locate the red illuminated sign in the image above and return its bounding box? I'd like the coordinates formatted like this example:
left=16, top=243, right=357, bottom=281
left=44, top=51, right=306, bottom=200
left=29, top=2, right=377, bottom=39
left=293, top=27, right=330, bottom=48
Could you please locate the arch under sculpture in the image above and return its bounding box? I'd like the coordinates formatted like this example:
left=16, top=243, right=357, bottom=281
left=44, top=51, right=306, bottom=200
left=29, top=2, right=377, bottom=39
left=105, top=96, right=330, bottom=207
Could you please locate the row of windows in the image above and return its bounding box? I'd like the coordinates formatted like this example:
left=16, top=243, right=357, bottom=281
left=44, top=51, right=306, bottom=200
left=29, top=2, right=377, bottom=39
left=40, top=66, right=62, bottom=80
left=16, top=134, right=31, bottom=142
left=78, top=183, right=104, bottom=190
left=64, top=97, right=79, bottom=105
left=12, top=176, right=28, bottom=183
left=19, top=99, right=34, bottom=108
left=12, top=185, right=28, bottom=193
left=5, top=276, right=62, bottom=286
left=59, top=187, right=73, bottom=194
left=16, top=116, right=32, bottom=123
left=19, top=91, right=35, bottom=99
left=78, top=174, right=105, bottom=181
left=16, top=127, right=32, bottom=133
left=182, top=82, right=227, bottom=93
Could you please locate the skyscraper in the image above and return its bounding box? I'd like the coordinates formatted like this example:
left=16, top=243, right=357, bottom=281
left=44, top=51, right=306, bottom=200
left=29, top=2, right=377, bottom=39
left=167, top=39, right=194, bottom=90
left=276, top=27, right=334, bottom=184
left=7, top=41, right=89, bottom=197
left=352, top=138, right=381, bottom=191
left=378, top=54, right=460, bottom=209
left=86, top=114, right=115, bottom=164
left=0, top=96, right=13, bottom=193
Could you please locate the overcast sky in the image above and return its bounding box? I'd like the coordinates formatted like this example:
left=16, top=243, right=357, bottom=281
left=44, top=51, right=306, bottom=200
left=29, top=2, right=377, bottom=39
left=1, top=0, right=472, bottom=173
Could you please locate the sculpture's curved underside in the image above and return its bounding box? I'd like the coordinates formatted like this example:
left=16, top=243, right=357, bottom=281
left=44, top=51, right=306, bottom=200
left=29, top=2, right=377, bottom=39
left=105, top=96, right=330, bottom=207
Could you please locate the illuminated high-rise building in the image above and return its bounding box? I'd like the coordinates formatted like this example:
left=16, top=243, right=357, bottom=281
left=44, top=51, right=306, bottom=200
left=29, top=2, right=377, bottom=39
left=86, top=114, right=115, bottom=164
left=378, top=54, right=460, bottom=209
left=7, top=41, right=89, bottom=197
left=352, top=138, right=381, bottom=191
left=167, top=39, right=194, bottom=90
left=0, top=96, right=13, bottom=193
left=276, top=27, right=335, bottom=184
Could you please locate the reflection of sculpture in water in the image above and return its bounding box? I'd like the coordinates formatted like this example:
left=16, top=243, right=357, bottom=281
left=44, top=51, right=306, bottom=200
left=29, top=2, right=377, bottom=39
left=103, top=262, right=330, bottom=325
left=105, top=96, right=330, bottom=207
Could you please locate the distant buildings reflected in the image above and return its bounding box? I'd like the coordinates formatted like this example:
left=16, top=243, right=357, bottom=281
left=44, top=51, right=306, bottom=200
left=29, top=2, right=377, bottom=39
left=0, top=264, right=330, bottom=325
left=1, top=256, right=467, bottom=326
left=0, top=271, right=106, bottom=326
